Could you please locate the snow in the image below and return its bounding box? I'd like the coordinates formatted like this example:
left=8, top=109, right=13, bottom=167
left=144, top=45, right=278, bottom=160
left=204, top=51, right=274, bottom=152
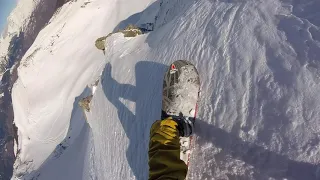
left=0, top=0, right=58, bottom=78
left=0, top=0, right=35, bottom=51
left=10, top=0, right=320, bottom=179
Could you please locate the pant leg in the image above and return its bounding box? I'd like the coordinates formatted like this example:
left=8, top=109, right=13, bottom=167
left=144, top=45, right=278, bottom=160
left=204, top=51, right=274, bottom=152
left=148, top=118, right=188, bottom=180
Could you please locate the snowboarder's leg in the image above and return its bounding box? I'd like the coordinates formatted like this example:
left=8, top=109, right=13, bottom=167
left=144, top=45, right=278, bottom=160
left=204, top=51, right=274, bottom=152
left=148, top=60, right=199, bottom=180
left=148, top=116, right=193, bottom=180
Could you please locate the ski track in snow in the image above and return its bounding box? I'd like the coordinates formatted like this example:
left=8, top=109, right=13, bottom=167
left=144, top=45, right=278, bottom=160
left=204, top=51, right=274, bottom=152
left=9, top=0, right=320, bottom=179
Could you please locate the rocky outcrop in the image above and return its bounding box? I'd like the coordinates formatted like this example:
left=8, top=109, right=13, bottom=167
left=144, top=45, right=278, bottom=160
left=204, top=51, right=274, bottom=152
left=95, top=24, right=143, bottom=53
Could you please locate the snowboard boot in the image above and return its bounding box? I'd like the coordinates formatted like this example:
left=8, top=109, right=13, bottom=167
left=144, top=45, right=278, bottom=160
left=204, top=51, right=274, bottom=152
left=162, top=112, right=195, bottom=137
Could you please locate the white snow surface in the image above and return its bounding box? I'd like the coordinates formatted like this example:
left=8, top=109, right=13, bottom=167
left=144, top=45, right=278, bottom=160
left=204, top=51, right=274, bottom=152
left=0, top=0, right=60, bottom=78
left=11, top=0, right=320, bottom=179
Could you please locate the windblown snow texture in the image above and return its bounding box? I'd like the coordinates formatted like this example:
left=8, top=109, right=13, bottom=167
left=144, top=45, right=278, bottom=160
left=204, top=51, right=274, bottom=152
left=8, top=0, right=320, bottom=179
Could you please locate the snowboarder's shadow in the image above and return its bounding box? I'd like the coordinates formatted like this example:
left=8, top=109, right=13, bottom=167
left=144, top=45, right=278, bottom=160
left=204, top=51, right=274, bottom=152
left=101, top=61, right=167, bottom=179
left=195, top=120, right=320, bottom=180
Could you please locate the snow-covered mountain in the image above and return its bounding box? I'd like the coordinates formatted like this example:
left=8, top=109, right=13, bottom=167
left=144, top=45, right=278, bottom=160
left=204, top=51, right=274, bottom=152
left=6, top=0, right=320, bottom=179
left=0, top=0, right=69, bottom=76
left=0, top=0, right=70, bottom=179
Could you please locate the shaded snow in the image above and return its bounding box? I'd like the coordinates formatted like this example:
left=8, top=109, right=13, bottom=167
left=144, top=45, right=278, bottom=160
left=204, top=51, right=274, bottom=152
left=11, top=0, right=320, bottom=179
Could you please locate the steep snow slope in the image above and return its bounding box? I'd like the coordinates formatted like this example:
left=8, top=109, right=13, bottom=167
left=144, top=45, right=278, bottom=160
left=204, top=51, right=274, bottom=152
left=1, top=0, right=73, bottom=179
left=12, top=0, right=320, bottom=179
left=11, top=0, right=158, bottom=179
left=89, top=0, right=320, bottom=179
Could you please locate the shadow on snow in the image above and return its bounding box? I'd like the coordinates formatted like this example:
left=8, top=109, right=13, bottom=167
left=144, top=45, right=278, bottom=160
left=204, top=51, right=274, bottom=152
left=195, top=120, right=320, bottom=180
left=101, top=61, right=167, bottom=179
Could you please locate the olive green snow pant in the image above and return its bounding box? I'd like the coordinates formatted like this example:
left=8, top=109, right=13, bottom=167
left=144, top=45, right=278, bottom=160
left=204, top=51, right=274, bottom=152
left=148, top=118, right=188, bottom=180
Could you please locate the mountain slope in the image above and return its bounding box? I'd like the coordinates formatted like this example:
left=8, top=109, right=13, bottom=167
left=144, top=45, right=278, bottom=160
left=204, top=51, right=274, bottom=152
left=11, top=0, right=158, bottom=179
left=12, top=0, right=320, bottom=179
left=0, top=0, right=72, bottom=179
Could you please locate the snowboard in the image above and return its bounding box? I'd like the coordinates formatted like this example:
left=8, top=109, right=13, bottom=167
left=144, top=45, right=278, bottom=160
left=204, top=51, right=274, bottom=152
left=161, top=60, right=200, bottom=169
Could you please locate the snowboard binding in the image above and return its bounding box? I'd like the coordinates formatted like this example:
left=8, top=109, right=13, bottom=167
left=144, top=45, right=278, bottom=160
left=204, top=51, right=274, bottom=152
left=162, top=111, right=195, bottom=137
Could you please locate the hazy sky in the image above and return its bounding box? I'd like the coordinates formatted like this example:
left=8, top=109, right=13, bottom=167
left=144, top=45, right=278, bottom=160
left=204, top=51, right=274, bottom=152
left=0, top=0, right=18, bottom=32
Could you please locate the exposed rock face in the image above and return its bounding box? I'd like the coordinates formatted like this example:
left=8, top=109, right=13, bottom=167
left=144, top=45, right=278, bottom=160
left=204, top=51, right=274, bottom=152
left=79, top=95, right=94, bottom=112
left=95, top=24, right=143, bottom=53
